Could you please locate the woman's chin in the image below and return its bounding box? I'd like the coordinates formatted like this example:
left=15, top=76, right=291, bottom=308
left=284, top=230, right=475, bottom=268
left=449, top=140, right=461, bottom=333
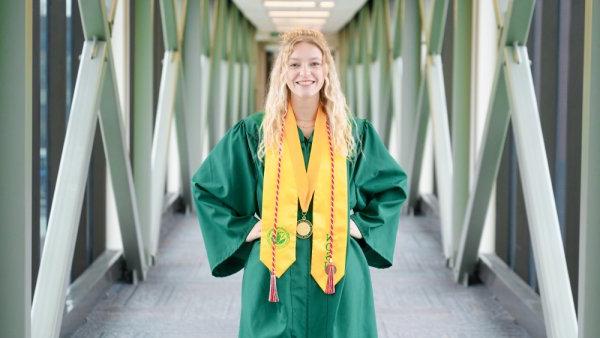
left=290, top=89, right=320, bottom=99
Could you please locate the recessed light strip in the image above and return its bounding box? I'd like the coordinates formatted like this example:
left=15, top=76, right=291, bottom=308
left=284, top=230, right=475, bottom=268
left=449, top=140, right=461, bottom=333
left=272, top=18, right=327, bottom=25
left=276, top=26, right=324, bottom=32
left=264, top=1, right=316, bottom=8
left=269, top=10, right=330, bottom=18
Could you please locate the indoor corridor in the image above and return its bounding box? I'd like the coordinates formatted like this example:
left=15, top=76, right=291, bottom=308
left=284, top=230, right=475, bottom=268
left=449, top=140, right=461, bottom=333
left=1, top=0, right=598, bottom=337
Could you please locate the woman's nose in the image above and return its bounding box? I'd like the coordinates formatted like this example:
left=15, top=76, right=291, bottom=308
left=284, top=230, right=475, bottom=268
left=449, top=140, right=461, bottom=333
left=299, top=64, right=309, bottom=76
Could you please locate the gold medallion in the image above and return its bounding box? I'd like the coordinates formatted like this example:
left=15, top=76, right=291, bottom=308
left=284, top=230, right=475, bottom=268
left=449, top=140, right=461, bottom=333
left=296, top=219, right=313, bottom=239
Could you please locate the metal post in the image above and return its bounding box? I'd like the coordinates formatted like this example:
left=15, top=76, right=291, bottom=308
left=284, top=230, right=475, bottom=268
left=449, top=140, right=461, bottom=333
left=132, top=0, right=155, bottom=262
left=181, top=0, right=204, bottom=175
left=370, top=0, right=393, bottom=145
left=401, top=0, right=422, bottom=170
left=198, top=0, right=211, bottom=159
left=175, top=67, right=192, bottom=209
left=149, top=51, right=180, bottom=258
left=0, top=1, right=32, bottom=337
left=426, top=54, right=454, bottom=260
left=390, top=0, right=404, bottom=162
left=405, top=16, right=426, bottom=206
left=356, top=9, right=371, bottom=120
left=407, top=0, right=449, bottom=216
left=454, top=68, right=510, bottom=283
left=451, top=0, right=472, bottom=258
left=408, top=0, right=453, bottom=258
left=504, top=45, right=577, bottom=338
left=99, top=54, right=148, bottom=281
left=159, top=0, right=179, bottom=51
left=32, top=40, right=108, bottom=338
left=407, top=79, right=429, bottom=208
left=207, top=0, right=228, bottom=149
left=453, top=0, right=534, bottom=282
left=345, top=21, right=358, bottom=116
left=578, top=0, right=600, bottom=336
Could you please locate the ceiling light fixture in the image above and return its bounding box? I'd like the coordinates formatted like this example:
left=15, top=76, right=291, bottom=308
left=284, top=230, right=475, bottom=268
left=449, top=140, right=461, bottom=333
left=272, top=18, right=327, bottom=25
left=276, top=25, right=324, bottom=32
left=319, top=1, right=335, bottom=8
left=269, top=10, right=330, bottom=18
left=264, top=1, right=316, bottom=8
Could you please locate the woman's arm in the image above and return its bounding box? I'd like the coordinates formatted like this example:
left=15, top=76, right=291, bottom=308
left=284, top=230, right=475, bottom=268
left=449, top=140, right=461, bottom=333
left=350, top=121, right=408, bottom=268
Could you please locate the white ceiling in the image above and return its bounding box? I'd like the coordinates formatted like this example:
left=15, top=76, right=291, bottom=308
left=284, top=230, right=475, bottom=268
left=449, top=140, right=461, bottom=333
left=232, top=0, right=367, bottom=37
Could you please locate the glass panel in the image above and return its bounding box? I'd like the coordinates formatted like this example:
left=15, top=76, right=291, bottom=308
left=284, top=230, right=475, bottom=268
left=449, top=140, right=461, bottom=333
left=39, top=0, right=48, bottom=250
left=66, top=0, right=73, bottom=115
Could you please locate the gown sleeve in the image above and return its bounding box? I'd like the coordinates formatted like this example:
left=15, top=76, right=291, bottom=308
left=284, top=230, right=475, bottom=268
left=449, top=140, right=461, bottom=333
left=350, top=120, right=408, bottom=268
left=191, top=120, right=258, bottom=277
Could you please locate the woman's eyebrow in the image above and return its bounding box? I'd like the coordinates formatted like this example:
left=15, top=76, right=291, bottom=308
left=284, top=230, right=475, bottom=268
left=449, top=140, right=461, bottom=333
left=289, top=57, right=322, bottom=61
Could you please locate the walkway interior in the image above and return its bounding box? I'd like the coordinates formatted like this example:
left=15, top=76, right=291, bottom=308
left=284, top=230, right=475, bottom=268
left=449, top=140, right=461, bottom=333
left=72, top=213, right=529, bottom=337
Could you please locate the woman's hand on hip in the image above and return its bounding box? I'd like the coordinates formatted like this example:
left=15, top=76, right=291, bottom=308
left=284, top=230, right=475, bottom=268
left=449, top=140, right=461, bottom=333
left=349, top=219, right=363, bottom=239
left=246, top=219, right=262, bottom=242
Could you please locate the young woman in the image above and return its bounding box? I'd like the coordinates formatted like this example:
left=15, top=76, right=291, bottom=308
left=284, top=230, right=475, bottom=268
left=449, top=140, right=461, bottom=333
left=192, top=28, right=407, bottom=337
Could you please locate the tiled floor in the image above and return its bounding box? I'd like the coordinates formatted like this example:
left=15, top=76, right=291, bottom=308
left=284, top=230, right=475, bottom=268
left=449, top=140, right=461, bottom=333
left=72, top=213, right=529, bottom=337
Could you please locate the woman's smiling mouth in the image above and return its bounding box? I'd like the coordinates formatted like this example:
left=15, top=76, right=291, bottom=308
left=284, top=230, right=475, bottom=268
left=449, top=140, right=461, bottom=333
left=296, top=80, right=315, bottom=86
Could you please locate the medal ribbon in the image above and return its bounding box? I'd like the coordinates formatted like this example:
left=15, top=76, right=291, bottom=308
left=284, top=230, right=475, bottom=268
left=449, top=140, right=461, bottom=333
left=260, top=105, right=348, bottom=293
left=285, top=104, right=325, bottom=212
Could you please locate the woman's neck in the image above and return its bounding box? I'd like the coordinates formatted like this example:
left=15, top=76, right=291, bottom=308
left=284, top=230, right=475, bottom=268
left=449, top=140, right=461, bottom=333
left=290, top=93, right=319, bottom=122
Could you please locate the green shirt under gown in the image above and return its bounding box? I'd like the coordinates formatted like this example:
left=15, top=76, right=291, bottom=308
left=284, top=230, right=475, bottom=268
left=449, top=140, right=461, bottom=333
left=191, top=113, right=407, bottom=338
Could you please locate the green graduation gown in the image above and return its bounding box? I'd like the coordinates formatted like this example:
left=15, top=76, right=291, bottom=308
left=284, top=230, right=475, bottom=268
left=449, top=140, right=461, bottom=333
left=191, top=113, right=407, bottom=338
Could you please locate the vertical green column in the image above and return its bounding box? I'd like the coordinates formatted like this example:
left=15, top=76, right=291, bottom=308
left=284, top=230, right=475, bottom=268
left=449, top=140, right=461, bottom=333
left=451, top=0, right=472, bottom=259
left=238, top=18, right=249, bottom=118
left=207, top=0, right=228, bottom=149
left=246, top=22, right=257, bottom=116
left=244, top=18, right=255, bottom=117
left=370, top=0, right=393, bottom=145
left=225, top=7, right=239, bottom=127
left=401, top=0, right=421, bottom=169
left=132, top=0, right=154, bottom=259
left=182, top=0, right=204, bottom=171
left=356, top=8, right=371, bottom=119
left=198, top=0, right=211, bottom=159
left=391, top=0, right=404, bottom=61
left=337, top=28, right=348, bottom=97
left=0, top=2, right=32, bottom=337
left=579, top=1, right=600, bottom=337
left=390, top=0, right=404, bottom=160
left=346, top=21, right=358, bottom=115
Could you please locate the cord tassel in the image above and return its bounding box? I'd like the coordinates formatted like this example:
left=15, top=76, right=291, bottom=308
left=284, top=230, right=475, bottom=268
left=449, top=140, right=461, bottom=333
left=325, top=263, right=336, bottom=294
left=268, top=272, right=280, bottom=302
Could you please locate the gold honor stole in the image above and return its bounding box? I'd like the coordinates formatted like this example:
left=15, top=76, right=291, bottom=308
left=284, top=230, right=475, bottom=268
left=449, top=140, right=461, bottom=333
left=259, top=105, right=348, bottom=294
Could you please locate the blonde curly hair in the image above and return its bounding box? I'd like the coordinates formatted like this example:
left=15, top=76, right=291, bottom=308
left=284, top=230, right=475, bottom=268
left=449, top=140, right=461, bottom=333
left=258, top=28, right=356, bottom=160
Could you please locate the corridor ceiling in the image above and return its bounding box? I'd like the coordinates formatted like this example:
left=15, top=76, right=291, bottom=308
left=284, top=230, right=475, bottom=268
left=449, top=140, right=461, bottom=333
left=232, top=0, right=366, bottom=34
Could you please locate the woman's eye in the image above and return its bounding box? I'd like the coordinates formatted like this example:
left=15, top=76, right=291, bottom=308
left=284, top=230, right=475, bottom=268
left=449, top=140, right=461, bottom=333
left=311, top=62, right=321, bottom=67
left=290, top=63, right=300, bottom=68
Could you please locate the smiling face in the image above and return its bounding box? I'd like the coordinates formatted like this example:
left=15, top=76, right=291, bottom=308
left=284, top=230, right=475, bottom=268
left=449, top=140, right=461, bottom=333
left=285, top=42, right=326, bottom=99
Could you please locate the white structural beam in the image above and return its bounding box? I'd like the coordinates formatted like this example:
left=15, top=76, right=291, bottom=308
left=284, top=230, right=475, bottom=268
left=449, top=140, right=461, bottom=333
left=99, top=52, right=148, bottom=281
left=32, top=41, right=108, bottom=338
left=453, top=69, right=510, bottom=283
left=149, top=51, right=180, bottom=258
left=504, top=45, right=577, bottom=338
left=147, top=0, right=190, bottom=259
left=426, top=55, right=454, bottom=260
